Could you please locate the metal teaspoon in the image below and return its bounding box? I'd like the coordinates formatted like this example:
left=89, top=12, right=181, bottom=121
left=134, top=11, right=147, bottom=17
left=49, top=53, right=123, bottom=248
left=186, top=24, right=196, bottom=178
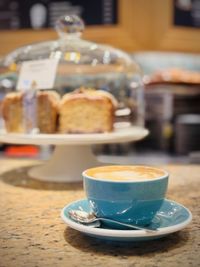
left=68, top=209, right=158, bottom=233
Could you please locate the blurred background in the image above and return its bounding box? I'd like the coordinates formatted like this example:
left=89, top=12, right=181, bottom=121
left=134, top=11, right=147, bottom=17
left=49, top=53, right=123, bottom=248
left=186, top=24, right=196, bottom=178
left=0, top=0, right=200, bottom=164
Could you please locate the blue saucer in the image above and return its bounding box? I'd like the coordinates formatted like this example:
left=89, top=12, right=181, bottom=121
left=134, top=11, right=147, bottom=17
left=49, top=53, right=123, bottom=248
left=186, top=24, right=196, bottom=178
left=61, top=199, right=192, bottom=242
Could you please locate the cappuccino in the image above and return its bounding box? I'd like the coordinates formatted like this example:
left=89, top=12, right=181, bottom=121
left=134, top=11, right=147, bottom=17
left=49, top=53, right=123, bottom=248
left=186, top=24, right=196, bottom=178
left=83, top=165, right=169, bottom=225
left=85, top=165, right=166, bottom=181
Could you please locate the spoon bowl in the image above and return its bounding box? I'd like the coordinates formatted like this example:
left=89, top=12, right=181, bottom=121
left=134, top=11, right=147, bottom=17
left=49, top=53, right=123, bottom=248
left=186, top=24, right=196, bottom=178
left=68, top=209, right=158, bottom=232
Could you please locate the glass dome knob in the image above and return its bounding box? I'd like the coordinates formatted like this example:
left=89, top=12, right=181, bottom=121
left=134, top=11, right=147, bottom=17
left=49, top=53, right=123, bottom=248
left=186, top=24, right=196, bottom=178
left=55, top=14, right=85, bottom=38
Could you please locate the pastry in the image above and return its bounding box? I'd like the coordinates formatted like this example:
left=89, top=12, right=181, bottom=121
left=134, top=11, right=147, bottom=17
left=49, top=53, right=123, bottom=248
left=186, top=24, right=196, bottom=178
left=59, top=88, right=118, bottom=133
left=2, top=90, right=60, bottom=133
left=144, top=68, right=200, bottom=85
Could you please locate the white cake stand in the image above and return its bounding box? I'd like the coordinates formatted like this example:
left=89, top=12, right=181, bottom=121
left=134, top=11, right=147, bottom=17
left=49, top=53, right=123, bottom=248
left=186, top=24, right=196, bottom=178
left=0, top=125, right=148, bottom=182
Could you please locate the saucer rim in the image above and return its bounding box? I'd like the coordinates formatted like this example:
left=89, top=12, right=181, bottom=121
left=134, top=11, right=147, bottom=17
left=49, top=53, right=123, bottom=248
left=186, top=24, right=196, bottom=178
left=60, top=198, right=192, bottom=238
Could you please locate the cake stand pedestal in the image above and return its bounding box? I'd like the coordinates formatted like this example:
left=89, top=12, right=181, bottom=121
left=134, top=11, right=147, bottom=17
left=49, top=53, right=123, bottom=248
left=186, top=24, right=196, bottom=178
left=29, top=145, right=100, bottom=182
left=0, top=126, right=148, bottom=182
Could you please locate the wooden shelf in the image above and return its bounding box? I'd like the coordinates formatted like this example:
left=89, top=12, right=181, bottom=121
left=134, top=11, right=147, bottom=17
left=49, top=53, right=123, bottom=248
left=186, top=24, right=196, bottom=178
left=0, top=0, right=200, bottom=55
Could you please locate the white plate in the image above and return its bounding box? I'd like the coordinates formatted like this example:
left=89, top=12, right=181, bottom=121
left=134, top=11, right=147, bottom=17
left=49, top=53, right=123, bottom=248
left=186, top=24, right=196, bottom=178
left=0, top=126, right=148, bottom=145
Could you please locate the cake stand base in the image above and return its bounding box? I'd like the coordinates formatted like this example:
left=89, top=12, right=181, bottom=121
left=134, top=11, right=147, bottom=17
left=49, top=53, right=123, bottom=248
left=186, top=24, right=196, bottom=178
left=0, top=126, right=149, bottom=183
left=28, top=145, right=101, bottom=182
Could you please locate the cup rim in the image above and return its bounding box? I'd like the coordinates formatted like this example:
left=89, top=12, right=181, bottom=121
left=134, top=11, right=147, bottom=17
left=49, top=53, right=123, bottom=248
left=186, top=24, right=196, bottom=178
left=82, top=165, right=169, bottom=183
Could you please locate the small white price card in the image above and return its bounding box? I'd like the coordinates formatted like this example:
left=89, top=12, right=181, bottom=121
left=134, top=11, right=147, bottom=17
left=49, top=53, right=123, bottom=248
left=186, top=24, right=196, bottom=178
left=17, top=58, right=59, bottom=91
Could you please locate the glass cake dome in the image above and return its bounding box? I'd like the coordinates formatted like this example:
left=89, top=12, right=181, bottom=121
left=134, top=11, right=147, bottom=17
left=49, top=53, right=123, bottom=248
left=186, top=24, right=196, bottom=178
left=0, top=15, right=144, bottom=131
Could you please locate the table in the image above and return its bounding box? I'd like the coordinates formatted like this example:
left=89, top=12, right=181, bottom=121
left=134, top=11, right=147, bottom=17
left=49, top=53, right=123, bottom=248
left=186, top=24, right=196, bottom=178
left=0, top=158, right=199, bottom=267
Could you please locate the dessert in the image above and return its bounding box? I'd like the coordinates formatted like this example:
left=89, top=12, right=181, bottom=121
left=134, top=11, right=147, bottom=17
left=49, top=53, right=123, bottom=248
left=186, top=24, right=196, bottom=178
left=2, top=88, right=118, bottom=134
left=1, top=92, right=24, bottom=133
left=59, top=88, right=118, bottom=133
left=2, top=90, right=60, bottom=133
left=144, top=68, right=200, bottom=85
left=37, top=91, right=60, bottom=133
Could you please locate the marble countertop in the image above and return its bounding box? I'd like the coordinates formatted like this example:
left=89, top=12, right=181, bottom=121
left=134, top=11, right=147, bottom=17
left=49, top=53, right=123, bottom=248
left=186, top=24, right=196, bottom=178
left=0, top=158, right=199, bottom=267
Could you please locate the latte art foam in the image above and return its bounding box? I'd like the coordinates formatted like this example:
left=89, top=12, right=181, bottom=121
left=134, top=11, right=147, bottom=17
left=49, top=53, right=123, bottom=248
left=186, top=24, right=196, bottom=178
left=85, top=166, right=165, bottom=181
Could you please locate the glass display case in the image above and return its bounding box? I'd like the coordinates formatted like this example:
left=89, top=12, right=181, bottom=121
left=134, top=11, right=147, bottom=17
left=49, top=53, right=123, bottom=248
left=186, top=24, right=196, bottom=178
left=0, top=15, right=148, bottom=182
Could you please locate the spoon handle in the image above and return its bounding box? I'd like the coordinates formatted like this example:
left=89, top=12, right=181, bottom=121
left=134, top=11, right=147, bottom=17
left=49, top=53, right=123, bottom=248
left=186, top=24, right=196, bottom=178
left=98, top=218, right=158, bottom=232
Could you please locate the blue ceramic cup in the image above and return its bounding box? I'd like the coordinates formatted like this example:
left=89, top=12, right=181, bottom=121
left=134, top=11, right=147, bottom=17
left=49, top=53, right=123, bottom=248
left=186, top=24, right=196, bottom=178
left=83, top=165, right=169, bottom=226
